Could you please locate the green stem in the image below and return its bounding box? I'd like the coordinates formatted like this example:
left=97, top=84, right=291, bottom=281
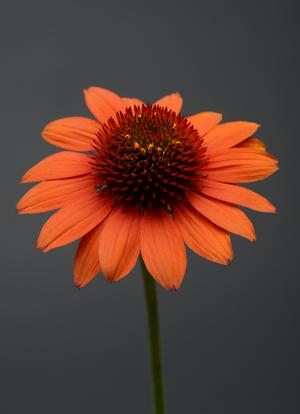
left=140, top=257, right=166, bottom=414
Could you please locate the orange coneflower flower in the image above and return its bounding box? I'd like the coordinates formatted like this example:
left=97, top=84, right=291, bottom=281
left=17, top=87, right=278, bottom=290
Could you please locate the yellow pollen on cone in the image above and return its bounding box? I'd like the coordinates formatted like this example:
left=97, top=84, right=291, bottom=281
left=172, top=139, right=181, bottom=145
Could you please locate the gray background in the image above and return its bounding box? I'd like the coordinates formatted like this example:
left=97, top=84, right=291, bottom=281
left=1, top=0, right=299, bottom=413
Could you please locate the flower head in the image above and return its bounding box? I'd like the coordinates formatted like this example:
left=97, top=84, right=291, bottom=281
left=17, top=87, right=278, bottom=290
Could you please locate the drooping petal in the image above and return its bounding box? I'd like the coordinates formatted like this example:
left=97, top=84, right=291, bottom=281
left=17, top=176, right=95, bottom=214
left=21, top=152, right=92, bottom=183
left=140, top=209, right=186, bottom=290
left=198, top=179, right=276, bottom=213
left=42, top=117, right=100, bottom=151
left=187, top=112, right=222, bottom=137
left=235, top=137, right=266, bottom=151
left=37, top=192, right=113, bottom=252
left=187, top=192, right=256, bottom=241
left=154, top=92, right=183, bottom=114
left=204, top=121, right=260, bottom=154
left=202, top=148, right=278, bottom=183
left=122, top=97, right=144, bottom=109
left=98, top=204, right=141, bottom=282
left=173, top=202, right=233, bottom=265
left=84, top=87, right=126, bottom=123
left=74, top=222, right=104, bottom=288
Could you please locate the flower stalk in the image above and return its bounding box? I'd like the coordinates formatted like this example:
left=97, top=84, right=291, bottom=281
left=141, top=257, right=166, bottom=414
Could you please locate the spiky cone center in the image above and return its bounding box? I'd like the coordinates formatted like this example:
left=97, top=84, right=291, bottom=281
left=90, top=105, right=207, bottom=211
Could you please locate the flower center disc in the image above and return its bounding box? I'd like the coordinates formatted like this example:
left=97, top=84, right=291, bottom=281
left=91, top=104, right=206, bottom=210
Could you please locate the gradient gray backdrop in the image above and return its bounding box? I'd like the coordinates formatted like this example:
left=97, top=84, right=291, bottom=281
left=1, top=0, right=299, bottom=413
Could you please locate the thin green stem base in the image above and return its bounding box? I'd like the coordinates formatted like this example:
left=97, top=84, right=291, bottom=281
left=140, top=257, right=166, bottom=414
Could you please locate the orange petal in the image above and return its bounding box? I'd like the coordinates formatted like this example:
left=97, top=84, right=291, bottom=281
left=235, top=137, right=266, bottom=152
left=198, top=179, right=276, bottom=213
left=84, top=86, right=126, bottom=123
left=186, top=192, right=256, bottom=241
left=203, top=148, right=278, bottom=183
left=204, top=166, right=278, bottom=183
left=98, top=204, right=141, bottom=282
left=42, top=117, right=100, bottom=151
left=187, top=112, right=222, bottom=137
left=37, top=192, right=112, bottom=252
left=140, top=209, right=186, bottom=290
left=204, top=121, right=260, bottom=154
left=154, top=92, right=183, bottom=114
left=17, top=176, right=95, bottom=214
left=21, top=152, right=92, bottom=183
left=173, top=201, right=233, bottom=265
left=205, top=148, right=277, bottom=168
left=122, top=97, right=144, bottom=109
left=74, top=222, right=104, bottom=288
